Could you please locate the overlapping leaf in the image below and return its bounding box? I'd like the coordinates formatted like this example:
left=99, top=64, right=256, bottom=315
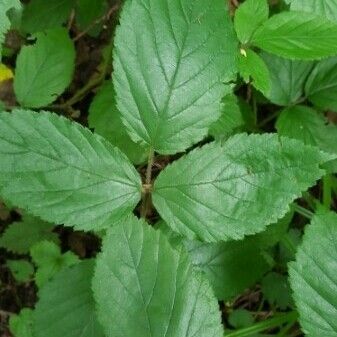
left=289, top=212, right=337, bottom=336
left=0, top=110, right=141, bottom=231
left=93, top=216, right=223, bottom=337
left=153, top=134, right=330, bottom=242
left=113, top=0, right=238, bottom=154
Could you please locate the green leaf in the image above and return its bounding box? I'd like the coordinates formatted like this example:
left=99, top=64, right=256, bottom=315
left=252, top=11, right=337, bottom=60
left=305, top=56, right=337, bottom=111
left=30, top=241, right=79, bottom=288
left=88, top=81, right=147, bottom=164
left=0, top=214, right=59, bottom=254
left=261, top=272, right=292, bottom=310
left=276, top=106, right=337, bottom=169
left=260, top=52, right=313, bottom=106
left=9, top=309, right=34, bottom=337
left=228, top=310, right=254, bottom=329
left=0, top=110, right=141, bottom=231
left=153, top=134, right=330, bottom=242
left=185, top=237, right=271, bottom=300
left=93, top=216, right=223, bottom=337
left=14, top=28, right=75, bottom=108
left=208, top=94, right=246, bottom=139
left=34, top=260, right=105, bottom=337
left=7, top=260, right=34, bottom=282
left=289, top=212, right=337, bottom=336
left=76, top=0, right=107, bottom=37
left=239, top=49, right=270, bottom=96
left=0, top=0, right=21, bottom=60
left=234, top=0, right=269, bottom=44
left=21, top=0, right=76, bottom=34
left=114, top=0, right=238, bottom=154
left=289, top=0, right=337, bottom=22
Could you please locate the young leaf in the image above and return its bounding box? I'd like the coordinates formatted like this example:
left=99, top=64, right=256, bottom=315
left=88, top=81, right=147, bottom=164
left=0, top=110, right=141, bottom=232
left=0, top=215, right=59, bottom=254
left=7, top=260, right=34, bottom=283
left=234, top=0, right=269, bottom=44
left=261, top=52, right=313, bottom=106
left=9, top=309, right=34, bottom=337
left=228, top=310, right=254, bottom=329
left=34, top=260, right=105, bottom=337
left=0, top=0, right=21, bottom=60
left=153, top=134, right=331, bottom=242
left=14, top=28, right=75, bottom=108
left=30, top=241, right=79, bottom=288
left=114, top=0, right=238, bottom=154
left=251, top=11, right=337, bottom=60
left=21, top=0, right=76, bottom=34
left=305, top=56, right=337, bottom=111
left=93, top=216, right=223, bottom=337
left=289, top=212, right=337, bottom=336
left=239, top=49, right=270, bottom=96
left=276, top=105, right=337, bottom=170
left=289, top=0, right=337, bottom=22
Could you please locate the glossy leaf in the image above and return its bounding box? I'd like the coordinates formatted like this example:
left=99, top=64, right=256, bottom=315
left=252, top=11, right=337, bottom=60
left=88, top=81, right=147, bottom=164
left=0, top=110, right=141, bottom=232
left=114, top=0, right=238, bottom=154
left=34, top=260, right=105, bottom=337
left=289, top=212, right=337, bottom=336
left=93, top=216, right=223, bottom=337
left=261, top=52, right=313, bottom=106
left=153, top=134, right=330, bottom=242
left=14, top=28, right=75, bottom=108
left=21, top=0, right=76, bottom=33
left=305, top=56, right=337, bottom=111
left=234, top=0, right=269, bottom=44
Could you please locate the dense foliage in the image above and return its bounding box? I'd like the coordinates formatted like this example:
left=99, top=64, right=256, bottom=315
left=1, top=0, right=337, bottom=336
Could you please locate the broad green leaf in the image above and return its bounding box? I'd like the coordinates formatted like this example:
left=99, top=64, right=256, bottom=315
left=93, top=216, right=223, bottom=337
left=239, top=49, right=270, bottom=96
left=289, top=212, right=337, bottom=336
left=305, top=56, right=337, bottom=111
left=30, top=241, right=79, bottom=288
left=261, top=272, right=292, bottom=310
left=34, top=260, right=105, bottom=337
left=251, top=11, right=337, bottom=60
left=114, top=0, right=238, bottom=154
left=209, top=94, right=246, bottom=139
left=153, top=134, right=330, bottom=242
left=261, top=52, right=313, bottom=106
left=185, top=238, right=271, bottom=300
left=9, top=309, right=34, bottom=337
left=14, top=28, right=75, bottom=108
left=228, top=310, right=254, bottom=329
left=289, top=0, right=337, bottom=22
left=88, top=81, right=147, bottom=164
left=234, top=0, right=269, bottom=44
left=0, top=110, right=141, bottom=232
left=76, top=0, right=107, bottom=37
left=7, top=260, right=34, bottom=282
left=0, top=0, right=21, bottom=60
left=276, top=106, right=337, bottom=170
left=0, top=215, right=59, bottom=254
left=21, top=0, right=76, bottom=34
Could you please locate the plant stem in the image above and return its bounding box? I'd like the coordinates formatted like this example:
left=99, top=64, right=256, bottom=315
left=292, top=204, right=313, bottom=220
left=141, top=148, right=154, bottom=219
left=323, top=175, right=332, bottom=209
left=225, top=312, right=298, bottom=337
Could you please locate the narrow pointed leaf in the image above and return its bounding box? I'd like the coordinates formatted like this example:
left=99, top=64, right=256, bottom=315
left=114, top=0, right=238, bottom=154
left=289, top=212, right=337, bottom=336
left=153, top=134, right=330, bottom=242
left=0, top=110, right=141, bottom=231
left=34, top=260, right=105, bottom=337
left=93, top=216, right=223, bottom=337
